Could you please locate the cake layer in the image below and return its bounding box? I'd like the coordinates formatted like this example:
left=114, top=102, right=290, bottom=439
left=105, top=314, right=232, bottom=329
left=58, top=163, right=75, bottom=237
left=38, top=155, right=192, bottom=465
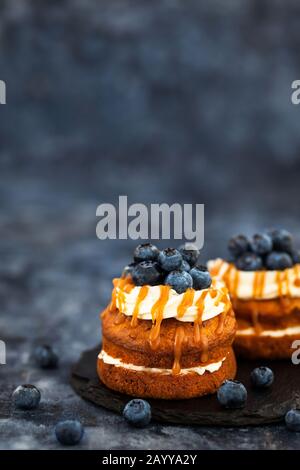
left=232, top=297, right=300, bottom=319
left=102, top=306, right=236, bottom=358
left=102, top=337, right=230, bottom=369
left=98, top=347, right=236, bottom=399
left=234, top=332, right=298, bottom=359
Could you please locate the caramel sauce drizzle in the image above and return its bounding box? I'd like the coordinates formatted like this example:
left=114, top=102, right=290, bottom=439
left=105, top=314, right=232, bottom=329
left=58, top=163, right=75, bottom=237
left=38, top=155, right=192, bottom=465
left=131, top=285, right=149, bottom=328
left=294, top=265, right=300, bottom=287
left=172, top=326, right=186, bottom=375
left=177, top=288, right=195, bottom=318
left=149, top=286, right=171, bottom=350
left=216, top=287, right=231, bottom=336
left=193, top=290, right=210, bottom=363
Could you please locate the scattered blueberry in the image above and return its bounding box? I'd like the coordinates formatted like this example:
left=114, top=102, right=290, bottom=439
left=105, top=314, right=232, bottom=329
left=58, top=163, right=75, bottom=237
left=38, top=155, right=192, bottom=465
left=228, top=235, right=250, bottom=258
left=122, top=262, right=136, bottom=278
left=250, top=233, right=273, bottom=255
left=235, top=252, right=263, bottom=271
left=250, top=366, right=274, bottom=389
left=55, top=420, right=84, bottom=445
left=165, top=270, right=193, bottom=294
left=268, top=229, right=293, bottom=252
left=189, top=266, right=212, bottom=290
left=123, top=399, right=151, bottom=427
left=158, top=248, right=182, bottom=272
left=180, top=260, right=191, bottom=272
left=133, top=243, right=159, bottom=263
left=290, top=249, right=300, bottom=264
left=217, top=380, right=247, bottom=409
left=178, top=243, right=200, bottom=267
left=132, top=261, right=162, bottom=286
left=265, top=251, right=293, bottom=270
left=285, top=409, right=300, bottom=432
left=33, top=345, right=58, bottom=369
left=12, top=384, right=41, bottom=410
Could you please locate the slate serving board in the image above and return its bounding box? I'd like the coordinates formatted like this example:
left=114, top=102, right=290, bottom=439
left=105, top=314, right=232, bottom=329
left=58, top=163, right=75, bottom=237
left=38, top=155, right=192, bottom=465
left=71, top=345, right=300, bottom=426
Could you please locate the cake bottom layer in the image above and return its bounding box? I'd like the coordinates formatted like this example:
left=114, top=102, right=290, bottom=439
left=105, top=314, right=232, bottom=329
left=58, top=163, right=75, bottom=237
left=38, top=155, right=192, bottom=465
left=97, top=347, right=236, bottom=400
left=235, top=327, right=300, bottom=360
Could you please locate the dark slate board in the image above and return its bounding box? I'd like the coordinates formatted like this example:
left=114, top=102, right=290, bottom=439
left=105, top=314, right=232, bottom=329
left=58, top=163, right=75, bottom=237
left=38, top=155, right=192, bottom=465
left=71, top=345, right=300, bottom=426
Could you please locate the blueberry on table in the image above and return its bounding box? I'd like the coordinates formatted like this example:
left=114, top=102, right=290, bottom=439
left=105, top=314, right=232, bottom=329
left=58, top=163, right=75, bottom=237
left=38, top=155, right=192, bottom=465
left=189, top=266, right=212, bottom=290
left=132, top=261, right=162, bottom=286
left=217, top=380, right=247, bottom=409
left=265, top=251, right=293, bottom=270
left=165, top=270, right=193, bottom=294
left=235, top=252, right=263, bottom=271
left=268, top=229, right=293, bottom=253
left=12, top=384, right=41, bottom=410
left=178, top=243, right=200, bottom=267
left=133, top=243, right=159, bottom=262
left=285, top=409, right=300, bottom=432
left=123, top=399, right=151, bottom=428
left=55, top=420, right=84, bottom=445
left=158, top=248, right=182, bottom=272
left=250, top=233, right=273, bottom=255
left=34, top=345, right=58, bottom=369
left=251, top=366, right=274, bottom=389
left=228, top=235, right=250, bottom=258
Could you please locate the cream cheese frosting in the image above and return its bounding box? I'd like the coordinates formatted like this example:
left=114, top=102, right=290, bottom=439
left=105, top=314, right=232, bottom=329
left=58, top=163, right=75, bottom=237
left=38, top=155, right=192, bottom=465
left=114, top=280, right=229, bottom=323
left=237, top=325, right=300, bottom=338
left=98, top=349, right=225, bottom=376
left=208, top=258, right=300, bottom=300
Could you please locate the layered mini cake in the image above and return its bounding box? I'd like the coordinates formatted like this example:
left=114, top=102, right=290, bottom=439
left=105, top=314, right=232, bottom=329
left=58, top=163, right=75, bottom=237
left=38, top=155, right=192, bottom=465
left=98, top=244, right=237, bottom=400
left=209, top=229, right=300, bottom=359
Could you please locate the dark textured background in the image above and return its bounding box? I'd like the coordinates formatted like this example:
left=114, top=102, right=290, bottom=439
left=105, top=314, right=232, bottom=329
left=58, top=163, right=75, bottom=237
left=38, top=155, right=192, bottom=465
left=1, top=0, right=300, bottom=449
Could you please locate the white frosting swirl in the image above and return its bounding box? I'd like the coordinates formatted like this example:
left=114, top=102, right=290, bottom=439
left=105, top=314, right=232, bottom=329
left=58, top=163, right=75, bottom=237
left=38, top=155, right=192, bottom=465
left=237, top=325, right=300, bottom=338
left=99, top=350, right=225, bottom=375
left=115, top=280, right=229, bottom=323
left=208, top=258, right=300, bottom=300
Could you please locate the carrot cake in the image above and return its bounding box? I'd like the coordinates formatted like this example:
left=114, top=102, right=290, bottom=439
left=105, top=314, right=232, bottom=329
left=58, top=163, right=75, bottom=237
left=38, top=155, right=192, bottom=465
left=98, top=243, right=237, bottom=399
left=209, top=229, right=300, bottom=359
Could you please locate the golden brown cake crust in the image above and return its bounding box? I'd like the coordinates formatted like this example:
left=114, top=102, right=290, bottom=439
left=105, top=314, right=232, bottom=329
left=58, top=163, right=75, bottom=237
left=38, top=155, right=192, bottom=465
left=102, top=306, right=236, bottom=357
left=234, top=333, right=298, bottom=359
left=97, top=347, right=236, bottom=400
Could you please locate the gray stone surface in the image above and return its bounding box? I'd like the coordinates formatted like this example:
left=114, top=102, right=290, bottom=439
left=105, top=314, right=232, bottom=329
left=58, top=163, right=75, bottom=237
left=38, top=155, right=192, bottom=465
left=1, top=0, right=300, bottom=450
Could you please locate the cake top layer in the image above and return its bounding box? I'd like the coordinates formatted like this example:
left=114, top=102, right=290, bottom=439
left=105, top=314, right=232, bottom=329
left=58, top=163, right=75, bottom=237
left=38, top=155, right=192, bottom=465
left=111, top=277, right=230, bottom=323
left=209, top=258, right=300, bottom=300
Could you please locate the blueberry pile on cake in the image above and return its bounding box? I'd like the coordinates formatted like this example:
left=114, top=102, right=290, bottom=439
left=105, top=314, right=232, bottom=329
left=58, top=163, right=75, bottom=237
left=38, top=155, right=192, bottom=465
left=208, top=229, right=300, bottom=359
left=98, top=243, right=236, bottom=399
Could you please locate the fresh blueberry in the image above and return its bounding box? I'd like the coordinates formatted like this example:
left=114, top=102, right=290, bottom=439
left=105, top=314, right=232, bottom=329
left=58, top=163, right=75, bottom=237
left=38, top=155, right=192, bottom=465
left=55, top=420, right=84, bottom=445
left=189, top=266, right=212, bottom=290
left=250, top=366, right=274, bottom=389
left=250, top=233, right=273, bottom=255
left=265, top=251, right=293, bottom=270
left=158, top=248, right=182, bottom=272
left=217, top=380, right=247, bottom=409
left=178, top=243, right=200, bottom=267
left=133, top=243, right=159, bottom=262
left=33, top=345, right=58, bottom=369
left=165, top=270, right=193, bottom=294
left=285, top=409, right=300, bottom=432
left=268, top=229, right=293, bottom=252
left=122, top=262, right=136, bottom=278
left=235, top=252, right=263, bottom=271
left=180, top=260, right=191, bottom=272
left=228, top=235, right=250, bottom=258
left=123, top=399, right=151, bottom=428
left=132, top=261, right=162, bottom=286
left=290, top=249, right=300, bottom=264
left=12, top=384, right=41, bottom=410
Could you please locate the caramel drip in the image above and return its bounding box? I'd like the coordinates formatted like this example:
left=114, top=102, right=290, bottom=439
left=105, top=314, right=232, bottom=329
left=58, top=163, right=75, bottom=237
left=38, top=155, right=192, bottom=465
left=172, top=326, right=186, bottom=375
left=294, top=265, right=300, bottom=287
left=149, top=286, right=170, bottom=350
left=284, top=269, right=290, bottom=297
left=276, top=271, right=283, bottom=297
left=110, top=277, right=134, bottom=312
left=193, top=290, right=210, bottom=363
left=114, top=311, right=125, bottom=325
left=216, top=287, right=231, bottom=335
left=211, top=259, right=224, bottom=277
left=251, top=308, right=261, bottom=335
left=252, top=271, right=266, bottom=299
left=177, top=288, right=195, bottom=318
left=131, top=285, right=149, bottom=328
